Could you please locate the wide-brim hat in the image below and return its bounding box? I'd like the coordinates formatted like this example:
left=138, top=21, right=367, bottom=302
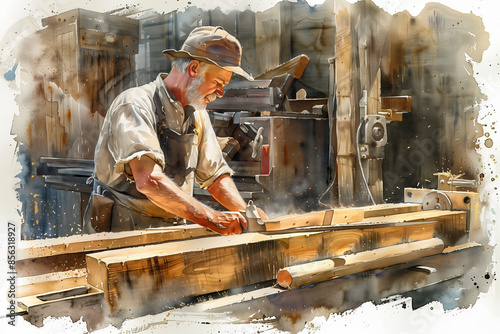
left=163, top=26, right=253, bottom=81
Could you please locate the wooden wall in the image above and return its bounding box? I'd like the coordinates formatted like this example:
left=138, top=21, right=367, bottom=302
left=14, top=9, right=139, bottom=239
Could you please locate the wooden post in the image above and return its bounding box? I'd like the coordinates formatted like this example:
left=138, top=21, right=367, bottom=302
left=335, top=7, right=358, bottom=206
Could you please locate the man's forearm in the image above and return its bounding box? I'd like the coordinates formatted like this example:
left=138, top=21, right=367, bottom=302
left=144, top=174, right=215, bottom=224
left=129, top=156, right=215, bottom=225
left=129, top=156, right=248, bottom=235
left=208, top=174, right=247, bottom=211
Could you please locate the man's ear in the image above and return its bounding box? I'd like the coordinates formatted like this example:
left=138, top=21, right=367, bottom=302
left=187, top=60, right=200, bottom=79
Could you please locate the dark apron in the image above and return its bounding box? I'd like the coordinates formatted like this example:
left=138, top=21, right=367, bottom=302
left=83, top=88, right=199, bottom=233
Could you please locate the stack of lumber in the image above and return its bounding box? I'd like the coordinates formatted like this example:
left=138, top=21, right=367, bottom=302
left=85, top=205, right=467, bottom=314
left=15, top=203, right=474, bottom=328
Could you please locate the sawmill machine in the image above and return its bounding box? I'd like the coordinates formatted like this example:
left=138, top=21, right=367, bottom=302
left=201, top=55, right=399, bottom=214
left=202, top=57, right=332, bottom=214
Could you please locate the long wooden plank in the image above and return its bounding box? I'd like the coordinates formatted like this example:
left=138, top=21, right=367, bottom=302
left=15, top=204, right=423, bottom=259
left=255, top=54, right=310, bottom=80
left=16, top=252, right=87, bottom=277
left=86, top=210, right=466, bottom=313
left=276, top=238, right=444, bottom=288
left=264, top=208, right=364, bottom=231
left=362, top=209, right=464, bottom=223
left=18, top=224, right=215, bottom=260
left=17, top=269, right=87, bottom=298
left=16, top=225, right=216, bottom=277
left=362, top=203, right=422, bottom=218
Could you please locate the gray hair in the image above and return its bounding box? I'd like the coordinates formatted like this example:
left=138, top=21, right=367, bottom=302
left=171, top=58, right=192, bottom=73
left=172, top=58, right=211, bottom=73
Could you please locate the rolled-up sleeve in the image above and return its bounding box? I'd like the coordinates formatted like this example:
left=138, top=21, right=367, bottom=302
left=195, top=110, right=233, bottom=189
left=108, top=103, right=165, bottom=177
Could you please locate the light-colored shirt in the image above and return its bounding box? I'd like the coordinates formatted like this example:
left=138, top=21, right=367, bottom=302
left=93, top=73, right=232, bottom=198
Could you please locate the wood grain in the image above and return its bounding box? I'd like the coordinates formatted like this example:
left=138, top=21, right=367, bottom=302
left=86, top=210, right=467, bottom=313
left=362, top=203, right=422, bottom=218
left=18, top=225, right=215, bottom=260
left=255, top=54, right=310, bottom=80
left=276, top=238, right=445, bottom=288
left=264, top=208, right=364, bottom=231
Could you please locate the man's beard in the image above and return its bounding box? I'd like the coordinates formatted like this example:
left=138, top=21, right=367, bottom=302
left=186, top=74, right=217, bottom=110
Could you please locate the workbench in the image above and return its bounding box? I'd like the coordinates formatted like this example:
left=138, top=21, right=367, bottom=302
left=13, top=189, right=484, bottom=332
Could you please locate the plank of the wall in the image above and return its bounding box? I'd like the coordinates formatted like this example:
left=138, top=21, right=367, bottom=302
left=255, top=1, right=292, bottom=75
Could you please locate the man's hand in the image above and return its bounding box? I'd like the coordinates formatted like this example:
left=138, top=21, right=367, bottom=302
left=256, top=207, right=269, bottom=221
left=202, top=210, right=248, bottom=235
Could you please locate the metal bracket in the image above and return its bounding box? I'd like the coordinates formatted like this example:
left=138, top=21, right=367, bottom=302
left=422, top=191, right=453, bottom=211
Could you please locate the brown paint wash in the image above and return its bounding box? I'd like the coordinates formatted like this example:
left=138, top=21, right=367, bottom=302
left=1, top=1, right=496, bottom=331
left=335, top=0, right=491, bottom=202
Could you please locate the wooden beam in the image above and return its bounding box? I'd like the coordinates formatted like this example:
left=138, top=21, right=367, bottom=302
left=17, top=269, right=87, bottom=298
left=17, top=225, right=215, bottom=261
left=362, top=203, right=422, bottom=218
left=86, top=210, right=466, bottom=313
left=264, top=208, right=364, bottom=231
left=335, top=6, right=357, bottom=206
left=276, top=238, right=444, bottom=288
left=381, top=96, right=412, bottom=113
left=255, top=54, right=310, bottom=80
left=16, top=225, right=216, bottom=277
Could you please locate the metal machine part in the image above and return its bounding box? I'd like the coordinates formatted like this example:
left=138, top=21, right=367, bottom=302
left=209, top=112, right=233, bottom=128
left=355, top=112, right=388, bottom=205
left=206, top=115, right=331, bottom=211
left=360, top=115, right=387, bottom=147
left=203, top=69, right=330, bottom=211
left=357, top=114, right=387, bottom=161
left=449, top=179, right=477, bottom=188
left=249, top=127, right=264, bottom=159
left=434, top=172, right=478, bottom=191
left=243, top=200, right=265, bottom=232
left=206, top=74, right=294, bottom=112
left=422, top=191, right=453, bottom=211
left=231, top=122, right=264, bottom=162
left=405, top=187, right=481, bottom=241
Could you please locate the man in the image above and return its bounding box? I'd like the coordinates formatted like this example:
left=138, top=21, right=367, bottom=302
left=84, top=26, right=266, bottom=235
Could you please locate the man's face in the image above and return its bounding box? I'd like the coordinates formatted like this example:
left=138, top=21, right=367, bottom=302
left=186, top=62, right=232, bottom=110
